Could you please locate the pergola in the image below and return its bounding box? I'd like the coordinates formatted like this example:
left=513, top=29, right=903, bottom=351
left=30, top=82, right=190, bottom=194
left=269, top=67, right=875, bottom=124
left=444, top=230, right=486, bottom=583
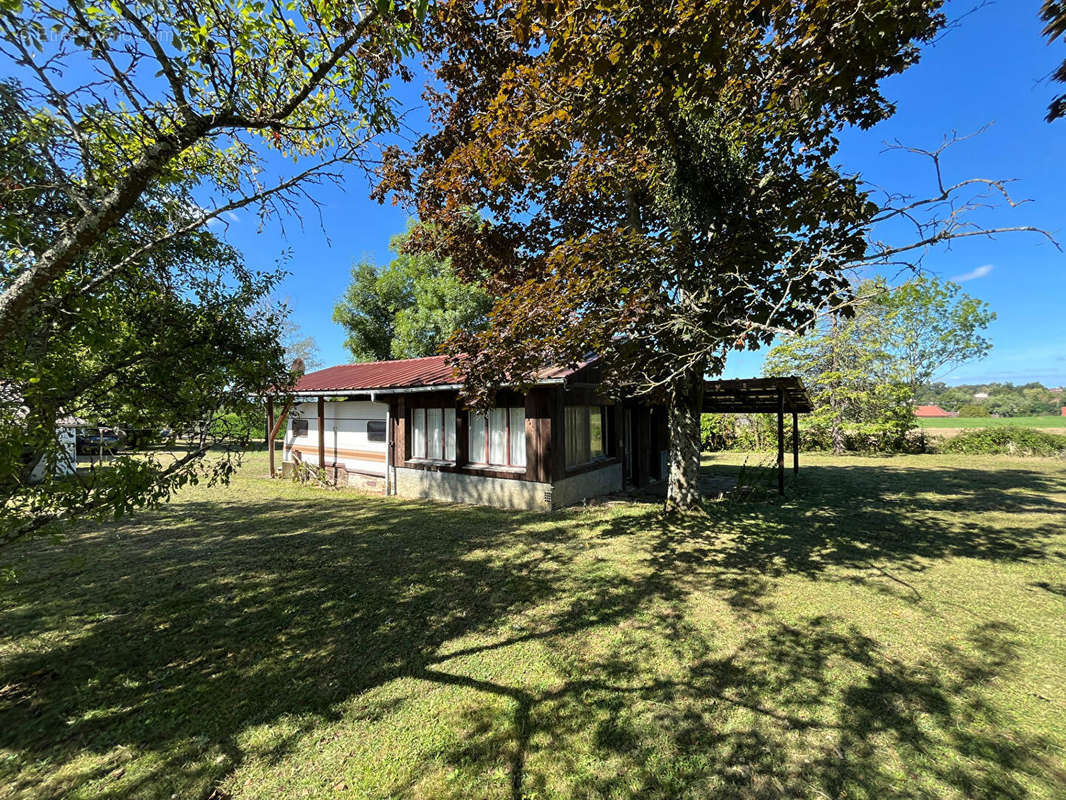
left=702, top=377, right=812, bottom=495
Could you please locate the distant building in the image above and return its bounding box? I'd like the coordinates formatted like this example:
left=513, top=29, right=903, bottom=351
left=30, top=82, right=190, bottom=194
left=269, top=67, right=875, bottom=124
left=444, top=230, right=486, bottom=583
left=973, top=391, right=989, bottom=400
left=914, top=404, right=955, bottom=418
left=1061, top=405, right=1066, bottom=417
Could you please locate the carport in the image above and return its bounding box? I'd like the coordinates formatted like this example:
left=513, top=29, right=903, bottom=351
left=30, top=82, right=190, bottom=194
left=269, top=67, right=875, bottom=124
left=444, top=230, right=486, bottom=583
left=703, top=377, right=813, bottom=495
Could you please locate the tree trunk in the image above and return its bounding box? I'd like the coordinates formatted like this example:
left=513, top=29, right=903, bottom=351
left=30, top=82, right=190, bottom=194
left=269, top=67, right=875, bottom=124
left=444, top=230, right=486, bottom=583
left=666, top=368, right=704, bottom=512
left=830, top=314, right=845, bottom=455
left=0, top=131, right=200, bottom=341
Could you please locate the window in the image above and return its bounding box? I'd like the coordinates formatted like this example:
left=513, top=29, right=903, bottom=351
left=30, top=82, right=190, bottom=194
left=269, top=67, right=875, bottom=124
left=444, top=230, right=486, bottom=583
left=366, top=420, right=386, bottom=442
left=565, top=405, right=606, bottom=467
left=291, top=418, right=309, bottom=438
left=468, top=406, right=525, bottom=467
left=509, top=407, right=526, bottom=468
left=409, top=407, right=456, bottom=461
left=589, top=408, right=604, bottom=460
left=428, top=408, right=443, bottom=459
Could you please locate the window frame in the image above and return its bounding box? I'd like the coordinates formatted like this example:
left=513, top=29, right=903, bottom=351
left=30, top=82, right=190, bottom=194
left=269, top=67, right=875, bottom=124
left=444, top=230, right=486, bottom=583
left=468, top=405, right=526, bottom=469
left=366, top=419, right=386, bottom=443
left=565, top=405, right=609, bottom=468
left=409, top=407, right=457, bottom=462
left=291, top=418, right=309, bottom=438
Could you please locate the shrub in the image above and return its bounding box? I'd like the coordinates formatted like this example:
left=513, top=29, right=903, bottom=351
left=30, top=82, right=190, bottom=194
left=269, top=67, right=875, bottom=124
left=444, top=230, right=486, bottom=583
left=702, top=414, right=930, bottom=454
left=957, top=403, right=989, bottom=417
left=940, top=427, right=1066, bottom=457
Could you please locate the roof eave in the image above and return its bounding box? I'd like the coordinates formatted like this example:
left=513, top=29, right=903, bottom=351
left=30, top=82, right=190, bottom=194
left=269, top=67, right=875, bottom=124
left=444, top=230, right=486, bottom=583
left=284, top=377, right=567, bottom=399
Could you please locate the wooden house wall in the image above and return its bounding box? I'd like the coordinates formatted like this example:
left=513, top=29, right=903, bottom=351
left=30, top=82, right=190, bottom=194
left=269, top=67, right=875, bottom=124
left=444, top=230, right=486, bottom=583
left=278, top=387, right=670, bottom=492
left=388, top=387, right=555, bottom=483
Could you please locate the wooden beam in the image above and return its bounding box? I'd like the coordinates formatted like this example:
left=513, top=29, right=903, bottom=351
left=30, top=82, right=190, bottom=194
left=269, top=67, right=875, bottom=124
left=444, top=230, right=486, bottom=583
left=267, top=398, right=275, bottom=478
left=317, top=396, right=326, bottom=470
left=792, top=410, right=799, bottom=476
left=267, top=396, right=293, bottom=479
left=269, top=398, right=292, bottom=440
left=777, top=389, right=785, bottom=495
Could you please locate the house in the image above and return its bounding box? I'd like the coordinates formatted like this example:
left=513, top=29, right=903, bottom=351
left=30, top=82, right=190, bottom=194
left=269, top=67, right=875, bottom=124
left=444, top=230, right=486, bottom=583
left=914, top=404, right=954, bottom=418
left=267, top=357, right=811, bottom=510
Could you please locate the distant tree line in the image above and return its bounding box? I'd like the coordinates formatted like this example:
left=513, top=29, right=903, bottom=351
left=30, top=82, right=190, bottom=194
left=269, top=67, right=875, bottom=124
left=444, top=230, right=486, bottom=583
left=763, top=275, right=993, bottom=453
left=917, top=382, right=1064, bottom=417
left=698, top=272, right=1060, bottom=455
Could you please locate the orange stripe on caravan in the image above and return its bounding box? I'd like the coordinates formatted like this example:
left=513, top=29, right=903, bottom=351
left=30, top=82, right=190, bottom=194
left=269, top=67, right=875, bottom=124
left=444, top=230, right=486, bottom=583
left=290, top=447, right=386, bottom=463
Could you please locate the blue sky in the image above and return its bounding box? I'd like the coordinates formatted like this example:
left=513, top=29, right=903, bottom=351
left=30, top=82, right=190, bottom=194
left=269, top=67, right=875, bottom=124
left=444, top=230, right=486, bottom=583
left=221, top=0, right=1065, bottom=386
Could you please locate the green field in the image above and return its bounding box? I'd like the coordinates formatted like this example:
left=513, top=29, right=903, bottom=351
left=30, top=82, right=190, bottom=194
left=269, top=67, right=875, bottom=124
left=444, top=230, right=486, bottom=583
left=2, top=451, right=1065, bottom=799
left=918, top=415, right=1066, bottom=429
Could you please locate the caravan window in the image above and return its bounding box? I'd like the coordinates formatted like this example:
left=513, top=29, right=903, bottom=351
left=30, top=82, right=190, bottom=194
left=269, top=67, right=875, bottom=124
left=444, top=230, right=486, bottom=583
left=366, top=420, right=386, bottom=442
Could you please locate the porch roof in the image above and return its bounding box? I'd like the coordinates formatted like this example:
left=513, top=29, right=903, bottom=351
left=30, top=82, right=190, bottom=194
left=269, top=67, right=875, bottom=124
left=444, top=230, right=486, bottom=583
left=702, top=377, right=812, bottom=414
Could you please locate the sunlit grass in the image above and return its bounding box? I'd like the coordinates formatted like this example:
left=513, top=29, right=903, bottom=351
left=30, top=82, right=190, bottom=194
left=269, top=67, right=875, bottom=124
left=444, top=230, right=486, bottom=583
left=918, top=415, right=1066, bottom=429
left=2, top=450, right=1065, bottom=799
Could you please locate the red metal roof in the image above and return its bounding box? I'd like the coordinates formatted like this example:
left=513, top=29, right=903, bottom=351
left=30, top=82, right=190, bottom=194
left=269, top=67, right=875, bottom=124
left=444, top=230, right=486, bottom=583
left=914, top=404, right=954, bottom=418
left=290, top=354, right=598, bottom=395
left=292, top=356, right=460, bottom=393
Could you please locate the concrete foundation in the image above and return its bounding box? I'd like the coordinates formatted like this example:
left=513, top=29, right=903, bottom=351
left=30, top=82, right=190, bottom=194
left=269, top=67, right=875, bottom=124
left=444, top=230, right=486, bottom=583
left=393, top=461, right=623, bottom=511
left=394, top=467, right=552, bottom=511
left=283, top=460, right=624, bottom=511
left=551, top=462, right=624, bottom=509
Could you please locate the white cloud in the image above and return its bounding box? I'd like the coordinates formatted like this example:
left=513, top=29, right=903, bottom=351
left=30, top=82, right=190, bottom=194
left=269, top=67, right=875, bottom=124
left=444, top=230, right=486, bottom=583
left=951, top=263, right=994, bottom=282
left=225, top=211, right=240, bottom=223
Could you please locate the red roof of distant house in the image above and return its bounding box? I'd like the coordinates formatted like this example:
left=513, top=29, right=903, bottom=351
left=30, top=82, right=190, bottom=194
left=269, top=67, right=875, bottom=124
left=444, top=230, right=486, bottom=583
left=289, top=355, right=597, bottom=395
left=914, top=404, right=953, bottom=418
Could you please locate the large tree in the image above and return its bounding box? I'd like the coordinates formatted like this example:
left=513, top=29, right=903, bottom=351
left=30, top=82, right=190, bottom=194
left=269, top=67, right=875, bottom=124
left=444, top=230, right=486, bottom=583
left=333, top=220, right=491, bottom=361
left=1043, top=0, right=1066, bottom=121
left=380, top=0, right=1041, bottom=509
left=0, top=0, right=421, bottom=544
left=764, top=276, right=994, bottom=453
left=0, top=83, right=290, bottom=546
left=878, top=274, right=994, bottom=393
left=0, top=0, right=422, bottom=337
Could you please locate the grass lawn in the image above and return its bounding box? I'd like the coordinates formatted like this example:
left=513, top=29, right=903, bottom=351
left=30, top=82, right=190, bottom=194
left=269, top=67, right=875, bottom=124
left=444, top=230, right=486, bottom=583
left=918, top=416, right=1066, bottom=429
left=2, top=451, right=1066, bottom=799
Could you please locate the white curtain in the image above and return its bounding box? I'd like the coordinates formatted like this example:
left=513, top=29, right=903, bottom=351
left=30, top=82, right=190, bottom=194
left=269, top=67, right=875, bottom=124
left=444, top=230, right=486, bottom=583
left=489, top=407, right=506, bottom=464
left=509, top=407, right=526, bottom=467
left=412, top=408, right=426, bottom=459
left=444, top=408, right=457, bottom=461
left=427, top=408, right=443, bottom=459
left=468, top=412, right=487, bottom=463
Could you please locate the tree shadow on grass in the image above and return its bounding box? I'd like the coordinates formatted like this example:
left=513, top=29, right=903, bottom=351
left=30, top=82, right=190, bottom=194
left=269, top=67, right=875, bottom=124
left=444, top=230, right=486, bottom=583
left=434, top=615, right=1064, bottom=800
left=1, top=496, right=589, bottom=798
left=1, top=460, right=1065, bottom=798
left=598, top=462, right=1066, bottom=613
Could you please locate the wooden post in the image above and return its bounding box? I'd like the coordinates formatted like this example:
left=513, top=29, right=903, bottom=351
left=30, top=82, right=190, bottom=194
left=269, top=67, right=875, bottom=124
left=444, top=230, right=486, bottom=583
left=317, top=396, right=325, bottom=471
left=792, top=410, right=799, bottom=476
left=267, top=398, right=276, bottom=478
left=777, top=388, right=785, bottom=495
